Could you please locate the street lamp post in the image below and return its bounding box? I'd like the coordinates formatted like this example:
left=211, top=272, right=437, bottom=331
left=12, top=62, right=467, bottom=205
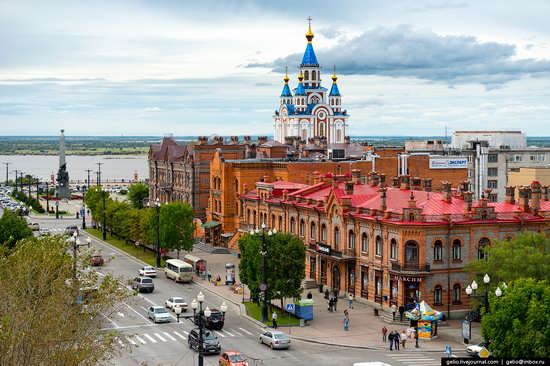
left=250, top=223, right=276, bottom=323
left=155, top=198, right=161, bottom=268
left=55, top=201, right=59, bottom=219
left=102, top=187, right=107, bottom=240
left=71, top=231, right=82, bottom=280
left=190, top=292, right=228, bottom=366
left=465, top=273, right=491, bottom=317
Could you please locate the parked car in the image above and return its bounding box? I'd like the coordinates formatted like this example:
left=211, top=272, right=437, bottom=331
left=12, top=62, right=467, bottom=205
left=131, top=276, right=154, bottom=293
left=467, top=342, right=491, bottom=358
left=90, top=253, right=104, bottom=266
left=194, top=308, right=224, bottom=330
left=259, top=330, right=291, bottom=350
left=65, top=225, right=79, bottom=236
left=165, top=297, right=188, bottom=312
left=139, top=265, right=157, bottom=277
left=28, top=222, right=40, bottom=231
left=39, top=228, right=51, bottom=236
left=188, top=328, right=221, bottom=355
left=219, top=350, right=249, bottom=366
left=147, top=306, right=171, bottom=323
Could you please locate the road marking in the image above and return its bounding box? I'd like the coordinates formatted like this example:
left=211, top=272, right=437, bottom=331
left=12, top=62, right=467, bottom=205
left=126, top=336, right=137, bottom=345
left=143, top=334, right=157, bottom=343
left=163, top=332, right=177, bottom=341
left=239, top=327, right=253, bottom=335
left=182, top=330, right=189, bottom=336
left=213, top=330, right=225, bottom=338
left=135, top=336, right=147, bottom=344
left=174, top=331, right=186, bottom=340
left=154, top=333, right=167, bottom=342
left=222, top=329, right=234, bottom=337
left=102, top=313, right=119, bottom=328
left=123, top=302, right=150, bottom=322
left=101, top=323, right=154, bottom=331
left=229, top=328, right=242, bottom=336
left=116, top=338, right=125, bottom=347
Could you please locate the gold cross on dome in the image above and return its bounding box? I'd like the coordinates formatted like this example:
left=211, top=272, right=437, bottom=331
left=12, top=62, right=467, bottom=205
left=307, top=16, right=313, bottom=26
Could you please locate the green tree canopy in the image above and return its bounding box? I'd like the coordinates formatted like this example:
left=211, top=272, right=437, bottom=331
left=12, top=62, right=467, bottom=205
left=482, top=278, right=550, bottom=358
left=158, top=202, right=195, bottom=256
left=0, top=235, right=129, bottom=365
left=85, top=186, right=110, bottom=222
left=127, top=183, right=149, bottom=209
left=0, top=210, right=32, bottom=248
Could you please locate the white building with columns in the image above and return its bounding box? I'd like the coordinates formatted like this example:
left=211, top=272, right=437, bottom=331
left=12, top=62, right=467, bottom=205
left=273, top=21, right=349, bottom=144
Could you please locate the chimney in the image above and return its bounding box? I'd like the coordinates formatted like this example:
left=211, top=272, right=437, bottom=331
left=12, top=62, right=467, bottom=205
left=197, top=136, right=208, bottom=145
left=423, top=178, right=432, bottom=192
left=379, top=187, right=387, bottom=211
left=312, top=171, right=322, bottom=185
left=442, top=181, right=452, bottom=203
left=262, top=174, right=270, bottom=183
left=243, top=183, right=249, bottom=194
left=257, top=136, right=268, bottom=145
left=320, top=137, right=328, bottom=149
left=213, top=136, right=224, bottom=144
left=408, top=191, right=417, bottom=208
left=480, top=189, right=491, bottom=207
left=243, top=135, right=252, bottom=144
left=391, top=176, right=400, bottom=188
left=518, top=186, right=530, bottom=212
left=505, top=185, right=516, bottom=204
left=379, top=173, right=386, bottom=186
left=344, top=136, right=351, bottom=144
left=531, top=181, right=542, bottom=213
left=230, top=136, right=239, bottom=144
left=463, top=191, right=473, bottom=213
left=284, top=136, right=293, bottom=145
left=542, top=185, right=549, bottom=201
left=351, top=169, right=361, bottom=184
left=282, top=189, right=289, bottom=200
left=411, top=177, right=422, bottom=190
left=369, top=172, right=380, bottom=187
left=345, top=181, right=354, bottom=195
left=460, top=181, right=470, bottom=194
left=400, top=175, right=410, bottom=190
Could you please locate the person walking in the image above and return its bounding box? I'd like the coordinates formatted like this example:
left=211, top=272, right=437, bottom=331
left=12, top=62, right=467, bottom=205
left=343, top=311, right=350, bottom=331
left=328, top=298, right=334, bottom=312
left=394, top=330, right=401, bottom=350
left=391, top=304, right=397, bottom=321
left=399, top=305, right=405, bottom=322
left=401, top=330, right=407, bottom=349
left=333, top=296, right=338, bottom=311
left=382, top=326, right=388, bottom=342
left=388, top=330, right=394, bottom=351
left=348, top=293, right=354, bottom=309
left=207, top=270, right=211, bottom=283
left=324, top=289, right=330, bottom=305
left=272, top=311, right=278, bottom=329
left=307, top=291, right=313, bottom=299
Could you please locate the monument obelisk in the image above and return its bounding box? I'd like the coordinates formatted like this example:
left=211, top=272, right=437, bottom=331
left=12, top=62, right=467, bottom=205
left=56, top=129, right=71, bottom=199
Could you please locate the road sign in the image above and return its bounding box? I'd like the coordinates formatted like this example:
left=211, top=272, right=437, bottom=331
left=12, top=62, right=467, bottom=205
left=285, top=303, right=295, bottom=313
left=462, top=320, right=471, bottom=340
left=260, top=283, right=267, bottom=291
left=445, top=345, right=452, bottom=356
left=479, top=347, right=490, bottom=358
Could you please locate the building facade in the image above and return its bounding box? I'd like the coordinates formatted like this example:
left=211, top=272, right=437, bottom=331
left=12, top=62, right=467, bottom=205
left=239, top=173, right=550, bottom=318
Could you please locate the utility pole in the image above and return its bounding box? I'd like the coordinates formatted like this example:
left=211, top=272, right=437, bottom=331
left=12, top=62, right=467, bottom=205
left=12, top=169, right=18, bottom=190
left=96, top=162, right=103, bottom=186
left=3, top=162, right=11, bottom=186
left=85, top=169, right=93, bottom=191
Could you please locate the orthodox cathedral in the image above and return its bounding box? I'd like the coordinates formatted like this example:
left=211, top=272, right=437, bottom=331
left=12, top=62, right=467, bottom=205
left=274, top=20, right=349, bottom=144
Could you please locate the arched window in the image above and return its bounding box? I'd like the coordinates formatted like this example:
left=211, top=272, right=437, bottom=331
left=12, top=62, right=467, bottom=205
left=452, top=239, right=462, bottom=260
left=405, top=241, right=419, bottom=265
left=319, top=122, right=325, bottom=137
left=290, top=217, right=296, bottom=234
left=390, top=238, right=397, bottom=259
left=348, top=230, right=355, bottom=249
left=375, top=235, right=382, bottom=256
left=271, top=215, right=276, bottom=229
left=336, top=129, right=342, bottom=142
left=302, top=129, right=308, bottom=140
left=278, top=216, right=283, bottom=231
left=330, top=99, right=334, bottom=106
left=235, top=178, right=238, bottom=193
left=477, top=238, right=490, bottom=260
left=434, top=240, right=443, bottom=261
left=453, top=283, right=461, bottom=303
left=310, top=222, right=316, bottom=240
left=212, top=176, right=216, bottom=188
left=480, top=210, right=487, bottom=220
left=235, top=202, right=239, bottom=214
left=409, top=213, right=415, bottom=221
left=312, top=70, right=316, bottom=81
left=253, top=210, right=257, bottom=227
left=334, top=227, right=340, bottom=249
left=304, top=70, right=309, bottom=81
left=434, top=285, right=443, bottom=304
left=361, top=233, right=368, bottom=253
left=321, top=224, right=327, bottom=241
left=247, top=209, right=251, bottom=224
left=300, top=219, right=305, bottom=237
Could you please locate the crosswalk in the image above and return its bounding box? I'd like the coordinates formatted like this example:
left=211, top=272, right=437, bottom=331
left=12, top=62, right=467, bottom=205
left=384, top=352, right=441, bottom=366
left=117, top=327, right=257, bottom=348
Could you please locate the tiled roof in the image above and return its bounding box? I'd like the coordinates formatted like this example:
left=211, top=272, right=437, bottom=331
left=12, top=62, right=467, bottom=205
left=151, top=137, right=189, bottom=162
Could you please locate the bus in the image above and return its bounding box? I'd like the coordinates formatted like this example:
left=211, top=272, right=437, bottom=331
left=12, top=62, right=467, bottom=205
left=165, top=259, right=193, bottom=283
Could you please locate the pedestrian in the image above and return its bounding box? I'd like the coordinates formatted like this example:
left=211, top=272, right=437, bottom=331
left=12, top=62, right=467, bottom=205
left=401, top=331, right=407, bottom=349
left=328, top=298, right=334, bottom=312
left=333, top=296, right=338, bottom=311
left=348, top=293, right=354, bottom=309
left=343, top=312, right=350, bottom=331
left=399, top=305, right=405, bottom=322
left=207, top=270, right=211, bottom=283
left=391, top=304, right=397, bottom=321
left=272, top=311, right=278, bottom=329
left=382, top=326, right=388, bottom=342
left=388, top=330, right=394, bottom=351
left=393, top=330, right=401, bottom=350
left=324, top=289, right=330, bottom=304
left=307, top=291, right=312, bottom=300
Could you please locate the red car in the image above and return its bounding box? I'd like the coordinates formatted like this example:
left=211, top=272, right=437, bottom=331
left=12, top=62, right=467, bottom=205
left=218, top=350, right=248, bottom=366
left=90, top=253, right=104, bottom=266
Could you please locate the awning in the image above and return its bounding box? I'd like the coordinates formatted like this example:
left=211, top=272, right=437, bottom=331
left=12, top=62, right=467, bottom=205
left=201, top=221, right=220, bottom=229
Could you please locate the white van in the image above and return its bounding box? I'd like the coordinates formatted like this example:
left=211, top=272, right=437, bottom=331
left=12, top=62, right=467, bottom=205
left=165, top=259, right=193, bottom=283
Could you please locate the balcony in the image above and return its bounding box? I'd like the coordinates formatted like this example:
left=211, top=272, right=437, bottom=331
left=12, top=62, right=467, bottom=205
left=391, top=262, right=431, bottom=273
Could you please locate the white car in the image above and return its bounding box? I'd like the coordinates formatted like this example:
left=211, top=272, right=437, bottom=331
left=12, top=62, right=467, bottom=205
left=147, top=306, right=171, bottom=323
left=139, top=266, right=157, bottom=277
left=467, top=342, right=491, bottom=357
left=259, top=330, right=291, bottom=350
left=165, top=297, right=188, bottom=312
left=39, top=228, right=51, bottom=236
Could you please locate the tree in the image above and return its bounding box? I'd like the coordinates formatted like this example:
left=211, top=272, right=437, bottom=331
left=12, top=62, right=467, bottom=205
left=0, top=235, right=130, bottom=365
left=0, top=209, right=32, bottom=248
left=465, top=232, right=550, bottom=284
left=159, top=203, right=195, bottom=257
left=85, top=186, right=110, bottom=224
left=127, top=183, right=149, bottom=209
left=482, top=278, right=550, bottom=358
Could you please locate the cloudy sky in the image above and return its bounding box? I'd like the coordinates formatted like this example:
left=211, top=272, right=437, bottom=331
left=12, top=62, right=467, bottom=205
left=1, top=0, right=549, bottom=136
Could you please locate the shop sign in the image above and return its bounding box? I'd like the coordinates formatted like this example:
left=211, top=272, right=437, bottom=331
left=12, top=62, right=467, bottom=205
left=393, top=275, right=422, bottom=282
left=316, top=243, right=331, bottom=255
left=429, top=158, right=468, bottom=169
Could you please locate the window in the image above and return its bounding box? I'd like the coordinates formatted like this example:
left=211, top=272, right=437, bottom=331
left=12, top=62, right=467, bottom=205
left=487, top=168, right=498, bottom=177
left=405, top=241, right=419, bottom=263
left=453, top=283, right=461, bottom=303
left=488, top=194, right=498, bottom=202
left=434, top=240, right=443, bottom=261
left=390, top=239, right=397, bottom=260
left=530, top=154, right=545, bottom=162
left=409, top=213, right=415, bottom=221
left=247, top=209, right=251, bottom=224
left=452, top=239, right=461, bottom=260
left=278, top=216, right=283, bottom=232
left=434, top=285, right=443, bottom=305
left=348, top=230, right=355, bottom=249
left=361, top=233, right=368, bottom=253
left=304, top=70, right=309, bottom=80
left=312, top=70, right=316, bottom=81
left=375, top=235, right=382, bottom=256
left=235, top=178, right=238, bottom=193
left=310, top=222, right=316, bottom=240
left=334, top=227, right=340, bottom=249
left=509, top=154, right=523, bottom=162
left=300, top=219, right=305, bottom=237
left=321, top=224, right=327, bottom=241
left=487, top=154, right=498, bottom=163
left=290, top=217, right=296, bottom=234
left=488, top=180, right=498, bottom=189
left=477, top=237, right=490, bottom=260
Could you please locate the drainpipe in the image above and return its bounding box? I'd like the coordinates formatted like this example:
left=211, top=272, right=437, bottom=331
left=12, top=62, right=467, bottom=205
left=446, top=221, right=452, bottom=320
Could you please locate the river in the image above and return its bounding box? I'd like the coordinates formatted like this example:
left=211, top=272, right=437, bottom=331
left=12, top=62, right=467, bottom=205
left=0, top=155, right=148, bottom=182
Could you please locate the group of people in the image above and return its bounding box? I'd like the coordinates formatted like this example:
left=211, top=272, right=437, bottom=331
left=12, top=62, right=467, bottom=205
left=381, top=326, right=407, bottom=350
left=390, top=304, right=406, bottom=322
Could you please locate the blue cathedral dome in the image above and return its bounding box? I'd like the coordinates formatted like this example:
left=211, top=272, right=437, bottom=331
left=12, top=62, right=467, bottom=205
left=301, top=43, right=319, bottom=66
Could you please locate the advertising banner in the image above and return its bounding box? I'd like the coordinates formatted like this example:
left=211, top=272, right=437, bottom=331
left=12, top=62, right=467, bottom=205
left=429, top=158, right=468, bottom=169
left=417, top=320, right=432, bottom=339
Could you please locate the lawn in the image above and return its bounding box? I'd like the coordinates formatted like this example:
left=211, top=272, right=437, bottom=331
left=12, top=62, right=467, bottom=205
left=85, top=228, right=162, bottom=268
left=244, top=301, right=301, bottom=326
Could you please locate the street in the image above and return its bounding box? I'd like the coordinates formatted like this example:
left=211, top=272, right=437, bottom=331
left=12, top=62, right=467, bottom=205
left=32, top=216, right=467, bottom=366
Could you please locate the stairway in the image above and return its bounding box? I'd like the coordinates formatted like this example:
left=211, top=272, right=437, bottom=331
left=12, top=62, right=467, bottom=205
left=380, top=312, right=410, bottom=326
left=193, top=241, right=230, bottom=254
left=301, top=278, right=318, bottom=290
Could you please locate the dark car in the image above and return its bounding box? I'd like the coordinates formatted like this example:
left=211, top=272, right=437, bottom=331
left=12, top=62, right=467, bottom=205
left=188, top=328, right=221, bottom=355
left=194, top=308, right=225, bottom=330
left=131, top=276, right=154, bottom=293
left=65, top=225, right=79, bottom=236
left=90, top=253, right=104, bottom=266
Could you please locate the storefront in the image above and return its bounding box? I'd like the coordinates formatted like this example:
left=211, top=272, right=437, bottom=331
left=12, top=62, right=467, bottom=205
left=347, top=264, right=355, bottom=295
left=315, top=243, right=331, bottom=285
left=360, top=265, right=369, bottom=299
left=393, top=275, right=423, bottom=309
left=390, top=279, right=398, bottom=306
left=332, top=265, right=341, bottom=291
left=374, top=270, right=383, bottom=303
left=309, top=255, right=316, bottom=281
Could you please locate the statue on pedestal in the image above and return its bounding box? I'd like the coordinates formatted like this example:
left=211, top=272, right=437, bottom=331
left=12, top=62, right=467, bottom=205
left=56, top=129, right=71, bottom=199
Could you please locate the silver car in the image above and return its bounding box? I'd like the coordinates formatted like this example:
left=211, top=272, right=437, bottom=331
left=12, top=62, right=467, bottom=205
left=259, top=330, right=291, bottom=350
left=147, top=306, right=171, bottom=323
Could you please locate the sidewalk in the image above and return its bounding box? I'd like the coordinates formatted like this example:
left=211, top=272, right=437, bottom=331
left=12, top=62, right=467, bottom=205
left=171, top=246, right=482, bottom=352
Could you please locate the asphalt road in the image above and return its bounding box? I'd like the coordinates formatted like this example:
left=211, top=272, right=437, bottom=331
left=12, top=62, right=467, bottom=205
left=30, top=216, right=467, bottom=366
